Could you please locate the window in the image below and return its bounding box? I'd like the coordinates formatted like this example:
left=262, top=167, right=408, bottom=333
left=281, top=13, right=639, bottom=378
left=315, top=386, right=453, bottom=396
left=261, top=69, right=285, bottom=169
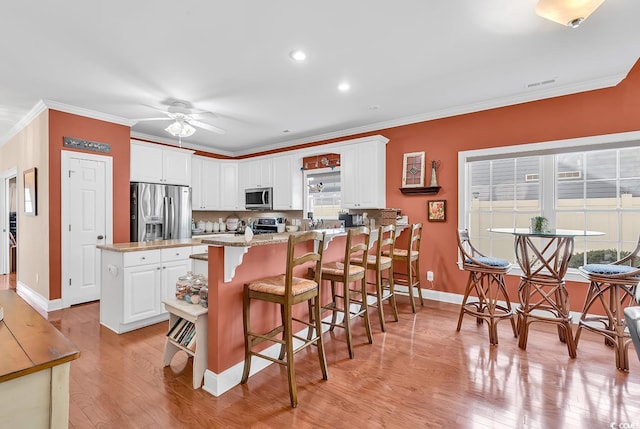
left=304, top=169, right=341, bottom=220
left=459, top=131, right=640, bottom=274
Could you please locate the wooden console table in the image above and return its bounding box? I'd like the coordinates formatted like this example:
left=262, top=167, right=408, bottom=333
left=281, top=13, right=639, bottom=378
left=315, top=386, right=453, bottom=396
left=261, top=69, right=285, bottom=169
left=0, top=290, right=80, bottom=428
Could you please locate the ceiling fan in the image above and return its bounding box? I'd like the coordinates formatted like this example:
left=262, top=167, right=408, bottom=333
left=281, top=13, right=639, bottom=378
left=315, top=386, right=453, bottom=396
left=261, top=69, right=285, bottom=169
left=134, top=101, right=226, bottom=137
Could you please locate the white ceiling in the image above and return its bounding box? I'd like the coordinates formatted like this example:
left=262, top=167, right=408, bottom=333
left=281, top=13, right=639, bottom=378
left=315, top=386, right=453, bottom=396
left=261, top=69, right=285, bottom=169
left=1, top=1, right=639, bottom=156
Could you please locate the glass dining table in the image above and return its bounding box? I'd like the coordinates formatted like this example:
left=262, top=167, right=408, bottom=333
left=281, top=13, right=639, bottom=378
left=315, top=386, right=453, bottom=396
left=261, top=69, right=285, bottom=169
left=488, top=228, right=604, bottom=358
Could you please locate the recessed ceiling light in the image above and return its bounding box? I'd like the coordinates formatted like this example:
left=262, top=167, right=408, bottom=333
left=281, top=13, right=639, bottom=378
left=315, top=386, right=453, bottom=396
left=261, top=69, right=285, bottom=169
left=338, top=82, right=350, bottom=92
left=289, top=50, right=306, bottom=61
left=368, top=105, right=380, bottom=110
left=282, top=129, right=291, bottom=133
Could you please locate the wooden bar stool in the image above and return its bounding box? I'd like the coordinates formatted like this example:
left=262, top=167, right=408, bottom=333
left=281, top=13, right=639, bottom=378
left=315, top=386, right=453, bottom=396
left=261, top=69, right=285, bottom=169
left=311, top=226, right=372, bottom=359
left=455, top=229, right=517, bottom=345
left=354, top=224, right=398, bottom=332
left=240, top=231, right=327, bottom=408
left=575, top=238, right=640, bottom=371
left=386, top=223, right=423, bottom=313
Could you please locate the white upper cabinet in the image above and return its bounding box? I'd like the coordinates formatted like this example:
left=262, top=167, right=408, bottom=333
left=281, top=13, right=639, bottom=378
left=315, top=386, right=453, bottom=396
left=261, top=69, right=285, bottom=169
left=340, top=136, right=387, bottom=209
left=273, top=155, right=302, bottom=210
left=220, top=161, right=240, bottom=210
left=240, top=158, right=273, bottom=190
left=131, top=140, right=193, bottom=186
left=192, top=156, right=221, bottom=210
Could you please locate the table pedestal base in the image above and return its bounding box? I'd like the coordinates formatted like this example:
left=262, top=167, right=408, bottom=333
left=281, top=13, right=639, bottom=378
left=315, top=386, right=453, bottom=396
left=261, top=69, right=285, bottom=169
left=516, top=275, right=577, bottom=358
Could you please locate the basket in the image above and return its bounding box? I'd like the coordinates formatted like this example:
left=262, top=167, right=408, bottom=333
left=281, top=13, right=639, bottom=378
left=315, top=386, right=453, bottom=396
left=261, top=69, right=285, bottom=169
left=380, top=209, right=398, bottom=226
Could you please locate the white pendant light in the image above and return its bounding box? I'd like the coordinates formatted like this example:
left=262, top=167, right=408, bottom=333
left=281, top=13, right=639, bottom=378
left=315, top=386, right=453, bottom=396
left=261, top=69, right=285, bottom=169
left=165, top=119, right=195, bottom=138
left=536, top=0, right=605, bottom=28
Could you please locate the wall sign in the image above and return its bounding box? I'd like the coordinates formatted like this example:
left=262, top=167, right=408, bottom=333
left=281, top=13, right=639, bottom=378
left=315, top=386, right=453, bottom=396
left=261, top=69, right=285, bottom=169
left=63, top=136, right=111, bottom=153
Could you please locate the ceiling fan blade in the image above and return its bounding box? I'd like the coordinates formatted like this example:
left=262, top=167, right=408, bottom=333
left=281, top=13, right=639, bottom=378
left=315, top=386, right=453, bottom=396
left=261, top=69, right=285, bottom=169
left=190, top=111, right=219, bottom=120
left=131, top=117, right=173, bottom=122
left=190, top=120, right=226, bottom=135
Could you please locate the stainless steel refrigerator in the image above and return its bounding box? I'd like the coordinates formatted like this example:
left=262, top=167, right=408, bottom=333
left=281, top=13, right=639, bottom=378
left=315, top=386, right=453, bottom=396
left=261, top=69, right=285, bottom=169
left=130, top=182, right=192, bottom=242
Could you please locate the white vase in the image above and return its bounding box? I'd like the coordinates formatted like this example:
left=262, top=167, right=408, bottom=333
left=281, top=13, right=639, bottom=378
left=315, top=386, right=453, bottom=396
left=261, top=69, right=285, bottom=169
left=429, top=162, right=438, bottom=187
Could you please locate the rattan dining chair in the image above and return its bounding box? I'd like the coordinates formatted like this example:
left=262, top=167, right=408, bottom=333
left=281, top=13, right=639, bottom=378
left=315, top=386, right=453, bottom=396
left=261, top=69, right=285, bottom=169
left=456, top=229, right=517, bottom=345
left=576, top=237, right=640, bottom=371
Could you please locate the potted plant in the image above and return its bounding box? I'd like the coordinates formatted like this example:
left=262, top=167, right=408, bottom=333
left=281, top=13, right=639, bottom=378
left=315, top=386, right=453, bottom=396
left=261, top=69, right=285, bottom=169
left=531, top=216, right=549, bottom=233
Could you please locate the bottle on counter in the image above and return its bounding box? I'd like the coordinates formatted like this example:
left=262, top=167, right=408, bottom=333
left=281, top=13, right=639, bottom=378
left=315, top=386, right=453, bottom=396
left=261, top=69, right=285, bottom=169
left=199, top=281, right=208, bottom=308
left=175, top=271, right=194, bottom=300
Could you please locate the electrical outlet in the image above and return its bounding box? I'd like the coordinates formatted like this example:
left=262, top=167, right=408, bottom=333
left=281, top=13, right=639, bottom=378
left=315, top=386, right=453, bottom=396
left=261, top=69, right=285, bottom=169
left=427, top=271, right=434, bottom=281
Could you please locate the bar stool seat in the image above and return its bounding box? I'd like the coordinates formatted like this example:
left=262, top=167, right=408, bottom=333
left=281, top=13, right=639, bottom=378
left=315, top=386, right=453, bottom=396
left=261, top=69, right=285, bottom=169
left=240, top=231, right=327, bottom=408
left=575, top=240, right=640, bottom=371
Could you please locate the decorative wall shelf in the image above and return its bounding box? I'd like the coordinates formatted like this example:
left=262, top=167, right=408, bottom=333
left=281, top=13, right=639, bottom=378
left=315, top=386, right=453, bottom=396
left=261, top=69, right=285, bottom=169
left=399, top=186, right=441, bottom=195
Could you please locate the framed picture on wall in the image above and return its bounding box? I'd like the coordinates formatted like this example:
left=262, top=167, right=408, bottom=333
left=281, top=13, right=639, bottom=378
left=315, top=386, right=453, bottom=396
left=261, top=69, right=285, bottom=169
left=24, top=167, right=37, bottom=216
left=401, top=151, right=425, bottom=188
left=428, top=200, right=446, bottom=222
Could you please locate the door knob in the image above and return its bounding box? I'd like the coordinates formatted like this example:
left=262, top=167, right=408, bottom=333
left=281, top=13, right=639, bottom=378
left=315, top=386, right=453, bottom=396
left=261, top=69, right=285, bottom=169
left=97, top=235, right=104, bottom=240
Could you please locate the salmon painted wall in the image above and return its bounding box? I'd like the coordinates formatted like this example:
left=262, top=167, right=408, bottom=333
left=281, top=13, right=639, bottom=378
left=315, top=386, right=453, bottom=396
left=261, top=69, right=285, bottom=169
left=48, top=110, right=130, bottom=300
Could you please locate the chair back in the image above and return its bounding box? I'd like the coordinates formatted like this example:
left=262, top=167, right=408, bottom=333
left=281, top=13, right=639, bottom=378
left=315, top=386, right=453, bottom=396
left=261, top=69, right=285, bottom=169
left=457, top=229, right=508, bottom=272
left=345, top=226, right=371, bottom=268
left=285, top=231, right=326, bottom=296
left=376, top=224, right=396, bottom=263
left=408, top=223, right=422, bottom=255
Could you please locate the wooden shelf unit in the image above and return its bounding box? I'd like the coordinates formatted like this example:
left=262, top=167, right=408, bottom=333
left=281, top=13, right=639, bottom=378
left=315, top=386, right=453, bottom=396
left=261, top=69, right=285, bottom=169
left=162, top=298, right=208, bottom=389
left=399, top=186, right=441, bottom=195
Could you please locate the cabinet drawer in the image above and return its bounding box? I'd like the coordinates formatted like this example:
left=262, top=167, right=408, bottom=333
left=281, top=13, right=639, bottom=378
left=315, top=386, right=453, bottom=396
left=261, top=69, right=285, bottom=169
left=123, top=250, right=161, bottom=267
left=191, top=245, right=208, bottom=254
left=161, top=246, right=193, bottom=262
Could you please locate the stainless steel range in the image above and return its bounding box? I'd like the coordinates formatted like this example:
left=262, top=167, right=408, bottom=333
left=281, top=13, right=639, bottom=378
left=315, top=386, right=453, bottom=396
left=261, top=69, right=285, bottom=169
left=252, top=217, right=280, bottom=235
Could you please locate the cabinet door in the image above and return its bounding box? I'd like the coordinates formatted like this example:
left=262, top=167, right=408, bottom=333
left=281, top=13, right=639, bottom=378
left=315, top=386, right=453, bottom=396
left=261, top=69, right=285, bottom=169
left=131, top=142, right=163, bottom=183
left=340, top=145, right=358, bottom=209
left=273, top=155, right=302, bottom=210
left=340, top=141, right=386, bottom=209
left=191, top=157, right=203, bottom=210
left=123, top=264, right=161, bottom=324
left=161, top=259, right=192, bottom=314
left=258, top=158, right=273, bottom=187
left=220, top=162, right=240, bottom=210
left=162, top=150, right=192, bottom=186
left=201, top=158, right=221, bottom=209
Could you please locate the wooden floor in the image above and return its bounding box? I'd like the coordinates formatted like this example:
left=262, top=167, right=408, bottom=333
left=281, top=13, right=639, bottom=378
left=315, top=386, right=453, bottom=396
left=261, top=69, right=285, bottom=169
left=3, top=273, right=640, bottom=428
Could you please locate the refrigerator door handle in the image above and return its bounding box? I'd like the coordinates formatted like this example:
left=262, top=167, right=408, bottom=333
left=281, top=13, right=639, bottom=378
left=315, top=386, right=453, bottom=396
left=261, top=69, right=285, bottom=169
left=163, top=196, right=170, bottom=240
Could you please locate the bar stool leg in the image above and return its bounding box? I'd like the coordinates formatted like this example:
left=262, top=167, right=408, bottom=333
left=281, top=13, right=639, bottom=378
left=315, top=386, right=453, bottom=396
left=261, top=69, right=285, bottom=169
left=343, top=281, right=354, bottom=359
left=329, top=280, right=338, bottom=331
left=387, top=268, right=399, bottom=322
left=375, top=267, right=387, bottom=332
left=361, top=277, right=373, bottom=345
left=283, top=304, right=297, bottom=408
left=241, top=288, right=252, bottom=384
left=414, top=260, right=424, bottom=307
left=407, top=262, right=416, bottom=314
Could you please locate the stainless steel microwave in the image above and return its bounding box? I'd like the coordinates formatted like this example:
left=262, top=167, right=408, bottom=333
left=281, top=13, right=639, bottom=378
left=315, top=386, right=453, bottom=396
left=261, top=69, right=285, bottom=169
left=245, top=187, right=273, bottom=210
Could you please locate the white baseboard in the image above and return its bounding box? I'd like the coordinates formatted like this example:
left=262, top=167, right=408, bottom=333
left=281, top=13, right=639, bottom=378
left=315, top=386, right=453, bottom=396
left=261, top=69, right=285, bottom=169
left=203, top=314, right=339, bottom=397
left=16, top=281, right=63, bottom=313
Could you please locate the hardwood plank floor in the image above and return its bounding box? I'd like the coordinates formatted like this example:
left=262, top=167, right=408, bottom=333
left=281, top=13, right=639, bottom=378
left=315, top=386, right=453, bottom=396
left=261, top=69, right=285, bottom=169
left=13, top=283, right=640, bottom=428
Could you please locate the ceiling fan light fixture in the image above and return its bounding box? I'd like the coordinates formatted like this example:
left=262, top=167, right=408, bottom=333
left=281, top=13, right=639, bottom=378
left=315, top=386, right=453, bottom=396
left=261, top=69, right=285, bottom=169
left=535, top=0, right=605, bottom=27
left=165, top=120, right=195, bottom=138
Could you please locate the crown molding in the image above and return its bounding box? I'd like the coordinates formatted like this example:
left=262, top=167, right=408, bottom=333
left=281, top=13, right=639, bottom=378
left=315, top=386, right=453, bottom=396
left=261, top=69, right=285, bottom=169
left=0, top=100, right=48, bottom=147
left=0, top=99, right=137, bottom=148
left=232, top=72, right=627, bottom=157
left=130, top=131, right=236, bottom=158
left=42, top=99, right=136, bottom=126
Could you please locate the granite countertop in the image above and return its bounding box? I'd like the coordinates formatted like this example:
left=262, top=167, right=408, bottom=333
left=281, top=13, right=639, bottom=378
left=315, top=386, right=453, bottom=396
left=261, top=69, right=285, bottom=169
left=201, top=228, right=348, bottom=248
left=97, top=238, right=208, bottom=252
left=190, top=253, right=208, bottom=261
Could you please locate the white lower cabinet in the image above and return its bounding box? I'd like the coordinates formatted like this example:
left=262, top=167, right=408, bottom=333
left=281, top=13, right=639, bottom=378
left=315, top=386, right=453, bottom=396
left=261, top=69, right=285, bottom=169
left=100, top=246, right=196, bottom=334
left=123, top=263, right=162, bottom=324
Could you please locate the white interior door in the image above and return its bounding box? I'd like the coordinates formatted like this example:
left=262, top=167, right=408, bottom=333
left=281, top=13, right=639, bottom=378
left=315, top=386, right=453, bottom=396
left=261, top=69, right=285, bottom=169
left=62, top=151, right=112, bottom=307
left=1, top=168, right=17, bottom=275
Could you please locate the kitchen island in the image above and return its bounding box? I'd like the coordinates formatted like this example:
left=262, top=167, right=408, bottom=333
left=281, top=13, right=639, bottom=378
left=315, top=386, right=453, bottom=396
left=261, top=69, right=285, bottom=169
left=98, top=238, right=212, bottom=333
left=199, top=228, right=356, bottom=396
